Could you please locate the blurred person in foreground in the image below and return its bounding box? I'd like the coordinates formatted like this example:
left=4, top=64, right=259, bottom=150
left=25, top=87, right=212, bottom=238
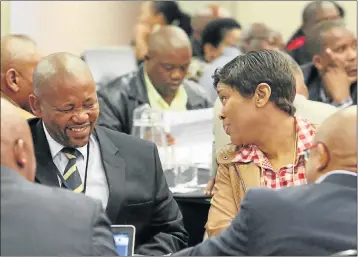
left=287, top=1, right=341, bottom=65
left=0, top=34, right=41, bottom=119
left=0, top=99, right=117, bottom=256
left=174, top=105, right=357, bottom=256
left=98, top=26, right=211, bottom=135
left=28, top=52, right=188, bottom=255
left=303, top=19, right=357, bottom=108
left=204, top=50, right=316, bottom=237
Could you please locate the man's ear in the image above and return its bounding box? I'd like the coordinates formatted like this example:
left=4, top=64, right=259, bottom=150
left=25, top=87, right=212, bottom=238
left=254, top=83, right=271, bottom=108
left=28, top=94, right=42, bottom=117
left=312, top=55, right=324, bottom=72
left=5, top=69, right=20, bottom=93
left=14, top=139, right=27, bottom=169
left=316, top=143, right=330, bottom=171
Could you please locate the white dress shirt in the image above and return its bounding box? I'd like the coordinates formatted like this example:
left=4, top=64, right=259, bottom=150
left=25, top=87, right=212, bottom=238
left=43, top=122, right=109, bottom=209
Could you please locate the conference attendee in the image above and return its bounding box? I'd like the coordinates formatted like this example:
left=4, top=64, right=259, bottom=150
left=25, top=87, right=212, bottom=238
left=239, top=23, right=284, bottom=53
left=287, top=1, right=340, bottom=65
left=1, top=99, right=117, bottom=256
left=205, top=50, right=316, bottom=237
left=303, top=19, right=357, bottom=107
left=134, top=1, right=192, bottom=65
left=197, top=18, right=242, bottom=102
left=190, top=4, right=231, bottom=58
left=209, top=56, right=337, bottom=195
left=28, top=52, right=188, bottom=255
left=98, top=26, right=211, bottom=135
left=174, top=106, right=357, bottom=256
left=0, top=34, right=41, bottom=119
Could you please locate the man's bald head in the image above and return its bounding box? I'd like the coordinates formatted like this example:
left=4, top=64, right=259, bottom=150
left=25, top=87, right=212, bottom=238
left=29, top=52, right=99, bottom=148
left=145, top=26, right=192, bottom=99
left=1, top=34, right=41, bottom=111
left=1, top=34, right=37, bottom=72
left=147, top=25, right=192, bottom=57
left=1, top=98, right=36, bottom=181
left=33, top=52, right=94, bottom=97
left=305, top=106, right=357, bottom=183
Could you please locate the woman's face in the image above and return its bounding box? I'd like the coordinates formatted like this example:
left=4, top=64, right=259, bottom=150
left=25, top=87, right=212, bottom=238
left=217, top=82, right=258, bottom=146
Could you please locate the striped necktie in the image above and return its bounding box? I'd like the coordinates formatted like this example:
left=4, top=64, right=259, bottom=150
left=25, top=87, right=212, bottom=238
left=61, top=147, right=83, bottom=193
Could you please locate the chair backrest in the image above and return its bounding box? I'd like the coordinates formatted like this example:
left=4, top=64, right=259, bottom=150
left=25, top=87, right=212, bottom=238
left=333, top=250, right=357, bottom=256
left=81, top=46, right=138, bottom=90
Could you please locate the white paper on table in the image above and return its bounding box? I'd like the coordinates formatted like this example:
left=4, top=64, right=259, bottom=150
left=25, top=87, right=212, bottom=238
left=162, top=108, right=213, bottom=168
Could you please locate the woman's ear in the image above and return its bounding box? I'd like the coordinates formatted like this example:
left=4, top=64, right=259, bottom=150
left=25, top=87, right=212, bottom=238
left=254, top=83, right=271, bottom=108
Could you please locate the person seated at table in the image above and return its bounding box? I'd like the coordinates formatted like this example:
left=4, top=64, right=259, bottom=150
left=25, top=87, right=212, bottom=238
left=173, top=105, right=357, bottom=256
left=1, top=34, right=41, bottom=119
left=27, top=52, right=188, bottom=255
left=302, top=19, right=357, bottom=108
left=206, top=51, right=337, bottom=196
left=197, top=18, right=242, bottom=103
left=1, top=99, right=117, bottom=256
left=286, top=1, right=340, bottom=66
left=205, top=50, right=316, bottom=237
left=97, top=26, right=211, bottom=135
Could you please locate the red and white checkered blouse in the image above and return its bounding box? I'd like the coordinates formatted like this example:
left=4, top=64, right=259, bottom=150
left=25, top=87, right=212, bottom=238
left=232, top=116, right=316, bottom=188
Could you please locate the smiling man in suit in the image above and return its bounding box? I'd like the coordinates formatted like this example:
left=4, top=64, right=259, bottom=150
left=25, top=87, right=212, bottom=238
left=27, top=52, right=188, bottom=256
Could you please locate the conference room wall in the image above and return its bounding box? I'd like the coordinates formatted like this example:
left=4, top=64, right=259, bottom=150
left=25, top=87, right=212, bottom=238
left=9, top=1, right=142, bottom=56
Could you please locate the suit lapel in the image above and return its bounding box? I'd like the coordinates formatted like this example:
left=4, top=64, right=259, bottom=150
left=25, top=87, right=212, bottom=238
left=30, top=119, right=61, bottom=187
left=94, top=127, right=126, bottom=222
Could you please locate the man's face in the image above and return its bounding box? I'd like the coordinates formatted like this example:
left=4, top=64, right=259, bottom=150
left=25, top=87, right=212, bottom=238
left=223, top=28, right=241, bottom=47
left=217, top=82, right=258, bottom=146
left=146, top=46, right=191, bottom=97
left=320, top=27, right=357, bottom=83
left=30, top=73, right=99, bottom=148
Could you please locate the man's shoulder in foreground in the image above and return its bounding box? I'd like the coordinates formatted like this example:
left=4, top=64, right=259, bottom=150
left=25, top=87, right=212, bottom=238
left=1, top=168, right=117, bottom=256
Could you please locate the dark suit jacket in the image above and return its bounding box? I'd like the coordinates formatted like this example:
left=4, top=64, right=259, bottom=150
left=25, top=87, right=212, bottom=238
left=97, top=65, right=212, bottom=134
left=301, top=62, right=357, bottom=105
left=28, top=118, right=188, bottom=256
left=174, top=173, right=357, bottom=256
left=1, top=165, right=117, bottom=256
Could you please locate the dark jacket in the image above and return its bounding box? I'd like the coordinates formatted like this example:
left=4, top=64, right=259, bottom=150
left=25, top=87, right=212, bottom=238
left=286, top=28, right=312, bottom=66
left=1, top=166, right=117, bottom=256
left=97, top=65, right=212, bottom=134
left=28, top=118, right=188, bottom=256
left=174, top=173, right=357, bottom=256
left=301, top=62, right=357, bottom=105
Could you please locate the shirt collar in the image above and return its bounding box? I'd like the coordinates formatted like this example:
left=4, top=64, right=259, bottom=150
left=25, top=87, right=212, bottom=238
left=233, top=116, right=315, bottom=163
left=42, top=121, right=87, bottom=159
left=315, top=170, right=357, bottom=184
left=222, top=46, right=241, bottom=57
